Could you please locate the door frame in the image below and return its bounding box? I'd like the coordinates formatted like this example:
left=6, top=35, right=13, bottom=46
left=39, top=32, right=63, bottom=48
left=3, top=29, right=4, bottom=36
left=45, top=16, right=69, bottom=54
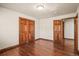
left=74, top=15, right=78, bottom=54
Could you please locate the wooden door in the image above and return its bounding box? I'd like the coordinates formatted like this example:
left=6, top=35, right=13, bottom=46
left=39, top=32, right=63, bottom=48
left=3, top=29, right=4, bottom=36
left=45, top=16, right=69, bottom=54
left=19, top=17, right=35, bottom=45
left=53, top=20, right=64, bottom=48
left=19, top=18, right=27, bottom=45
left=28, top=20, right=35, bottom=43
left=25, top=20, right=29, bottom=43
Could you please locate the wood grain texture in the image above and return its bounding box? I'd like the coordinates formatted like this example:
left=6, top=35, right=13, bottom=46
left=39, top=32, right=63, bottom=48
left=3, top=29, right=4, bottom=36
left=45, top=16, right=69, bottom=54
left=53, top=20, right=64, bottom=49
left=53, top=16, right=78, bottom=54
left=74, top=15, right=78, bottom=54
left=19, top=17, right=35, bottom=45
left=0, top=39, right=78, bottom=56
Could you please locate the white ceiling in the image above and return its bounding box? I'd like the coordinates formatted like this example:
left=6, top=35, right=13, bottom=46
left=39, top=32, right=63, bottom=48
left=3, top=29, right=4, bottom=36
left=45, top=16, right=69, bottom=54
left=0, top=3, right=79, bottom=19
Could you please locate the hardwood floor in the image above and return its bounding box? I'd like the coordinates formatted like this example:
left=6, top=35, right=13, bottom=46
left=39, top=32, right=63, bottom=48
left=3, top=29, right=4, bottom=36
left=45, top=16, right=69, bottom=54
left=0, top=38, right=78, bottom=56
left=65, top=39, right=74, bottom=49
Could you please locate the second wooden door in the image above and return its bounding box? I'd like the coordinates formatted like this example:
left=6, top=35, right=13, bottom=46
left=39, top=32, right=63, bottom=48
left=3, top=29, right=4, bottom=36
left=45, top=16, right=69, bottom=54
left=53, top=20, right=64, bottom=49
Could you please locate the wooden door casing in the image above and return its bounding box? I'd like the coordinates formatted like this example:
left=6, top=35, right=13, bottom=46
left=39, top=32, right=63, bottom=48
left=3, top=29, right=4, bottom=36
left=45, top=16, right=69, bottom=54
left=53, top=20, right=64, bottom=48
left=74, top=15, right=78, bottom=54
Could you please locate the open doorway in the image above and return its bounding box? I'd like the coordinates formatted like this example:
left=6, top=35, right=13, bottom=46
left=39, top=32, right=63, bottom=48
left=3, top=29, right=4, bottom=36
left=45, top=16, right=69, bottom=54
left=53, top=15, right=78, bottom=54
left=63, top=17, right=75, bottom=53
left=63, top=15, right=78, bottom=54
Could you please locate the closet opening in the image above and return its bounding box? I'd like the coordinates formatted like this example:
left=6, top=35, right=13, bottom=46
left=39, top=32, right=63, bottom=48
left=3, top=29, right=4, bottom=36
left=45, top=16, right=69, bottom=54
left=63, top=17, right=75, bottom=53
left=53, top=15, right=78, bottom=54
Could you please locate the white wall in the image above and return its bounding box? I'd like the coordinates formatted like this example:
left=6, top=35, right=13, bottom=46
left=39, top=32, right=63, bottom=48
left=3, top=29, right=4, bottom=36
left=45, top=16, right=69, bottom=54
left=40, top=18, right=53, bottom=40
left=0, top=7, right=38, bottom=50
left=39, top=13, right=76, bottom=40
left=35, top=19, right=40, bottom=39
left=64, top=18, right=74, bottom=39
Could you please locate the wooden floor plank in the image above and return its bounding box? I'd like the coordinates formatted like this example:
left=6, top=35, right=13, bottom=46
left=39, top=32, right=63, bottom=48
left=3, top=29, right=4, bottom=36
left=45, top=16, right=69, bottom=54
left=0, top=39, right=78, bottom=56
